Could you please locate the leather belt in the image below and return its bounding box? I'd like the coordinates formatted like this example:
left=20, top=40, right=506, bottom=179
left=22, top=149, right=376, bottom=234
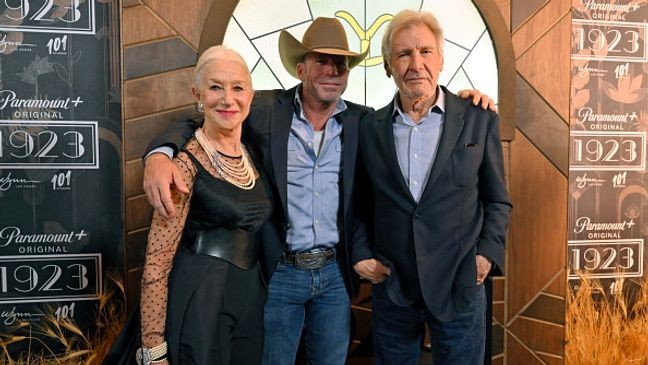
left=183, top=228, right=259, bottom=270
left=283, top=248, right=335, bottom=270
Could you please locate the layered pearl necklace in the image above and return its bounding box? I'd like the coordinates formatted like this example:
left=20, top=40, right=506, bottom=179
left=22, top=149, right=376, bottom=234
left=194, top=128, right=256, bottom=190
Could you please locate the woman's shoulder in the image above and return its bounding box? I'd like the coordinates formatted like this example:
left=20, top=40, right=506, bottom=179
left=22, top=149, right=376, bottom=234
left=175, top=138, right=201, bottom=170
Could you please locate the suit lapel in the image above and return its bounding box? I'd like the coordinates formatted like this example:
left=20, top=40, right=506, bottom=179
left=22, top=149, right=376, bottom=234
left=270, top=88, right=295, bottom=216
left=339, top=109, right=359, bottom=218
left=375, top=104, right=416, bottom=204
left=419, top=91, right=464, bottom=202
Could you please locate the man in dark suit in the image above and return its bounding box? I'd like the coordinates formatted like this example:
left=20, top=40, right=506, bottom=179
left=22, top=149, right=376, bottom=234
left=352, top=9, right=512, bottom=365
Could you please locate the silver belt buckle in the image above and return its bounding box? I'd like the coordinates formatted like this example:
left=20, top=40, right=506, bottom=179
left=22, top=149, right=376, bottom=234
left=294, top=250, right=327, bottom=269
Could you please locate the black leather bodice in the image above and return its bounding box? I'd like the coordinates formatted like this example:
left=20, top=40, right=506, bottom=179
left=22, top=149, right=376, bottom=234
left=181, top=149, right=272, bottom=269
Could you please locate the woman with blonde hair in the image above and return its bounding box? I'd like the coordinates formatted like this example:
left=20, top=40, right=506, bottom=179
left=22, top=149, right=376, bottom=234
left=135, top=45, right=271, bottom=365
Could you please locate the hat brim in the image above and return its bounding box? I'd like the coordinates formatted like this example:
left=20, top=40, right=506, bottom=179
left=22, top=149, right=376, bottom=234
left=279, top=30, right=369, bottom=78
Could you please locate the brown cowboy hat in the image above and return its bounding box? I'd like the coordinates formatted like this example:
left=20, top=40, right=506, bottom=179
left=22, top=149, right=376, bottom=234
left=279, top=17, right=369, bottom=77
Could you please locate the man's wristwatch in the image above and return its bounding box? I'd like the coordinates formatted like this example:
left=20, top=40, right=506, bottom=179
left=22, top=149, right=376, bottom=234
left=136, top=341, right=167, bottom=365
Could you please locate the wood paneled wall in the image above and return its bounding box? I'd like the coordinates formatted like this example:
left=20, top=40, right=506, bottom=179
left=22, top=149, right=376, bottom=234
left=120, top=1, right=571, bottom=363
left=121, top=0, right=206, bottom=308
left=501, top=0, right=570, bottom=364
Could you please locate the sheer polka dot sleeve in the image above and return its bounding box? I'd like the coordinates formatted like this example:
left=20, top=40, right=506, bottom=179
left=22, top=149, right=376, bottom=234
left=140, top=152, right=196, bottom=348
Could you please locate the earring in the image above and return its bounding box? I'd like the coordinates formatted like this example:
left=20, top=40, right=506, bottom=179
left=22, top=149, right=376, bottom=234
left=198, top=103, right=204, bottom=113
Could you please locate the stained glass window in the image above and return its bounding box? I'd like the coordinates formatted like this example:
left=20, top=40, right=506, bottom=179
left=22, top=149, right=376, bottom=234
left=224, top=0, right=498, bottom=109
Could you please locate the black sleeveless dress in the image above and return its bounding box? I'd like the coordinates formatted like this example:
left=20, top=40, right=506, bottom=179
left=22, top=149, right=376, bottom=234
left=164, top=149, right=272, bottom=365
left=103, top=143, right=271, bottom=365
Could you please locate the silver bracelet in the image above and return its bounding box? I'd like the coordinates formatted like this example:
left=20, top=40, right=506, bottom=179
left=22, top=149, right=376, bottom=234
left=135, top=341, right=168, bottom=365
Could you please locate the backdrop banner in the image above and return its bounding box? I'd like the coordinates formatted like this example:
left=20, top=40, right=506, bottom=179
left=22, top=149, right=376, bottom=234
left=0, top=0, right=122, bottom=357
left=569, top=1, right=647, bottom=297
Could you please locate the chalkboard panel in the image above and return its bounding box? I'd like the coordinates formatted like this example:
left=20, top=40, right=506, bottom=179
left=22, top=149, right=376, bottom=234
left=0, top=0, right=122, bottom=358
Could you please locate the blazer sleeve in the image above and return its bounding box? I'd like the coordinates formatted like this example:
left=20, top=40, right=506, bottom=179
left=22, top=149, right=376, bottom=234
left=477, top=113, right=512, bottom=275
left=350, top=114, right=376, bottom=265
left=144, top=118, right=199, bottom=158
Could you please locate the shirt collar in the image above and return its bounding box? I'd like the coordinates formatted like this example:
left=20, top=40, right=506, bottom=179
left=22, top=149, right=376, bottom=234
left=294, top=84, right=348, bottom=123
left=392, top=86, right=445, bottom=119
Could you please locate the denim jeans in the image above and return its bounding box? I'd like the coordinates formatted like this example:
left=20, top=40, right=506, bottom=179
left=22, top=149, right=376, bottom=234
left=262, top=259, right=351, bottom=365
left=372, top=283, right=486, bottom=365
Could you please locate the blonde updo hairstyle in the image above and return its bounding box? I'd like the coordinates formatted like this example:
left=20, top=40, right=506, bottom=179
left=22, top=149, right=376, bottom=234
left=191, top=45, right=254, bottom=123
left=194, top=45, right=252, bottom=88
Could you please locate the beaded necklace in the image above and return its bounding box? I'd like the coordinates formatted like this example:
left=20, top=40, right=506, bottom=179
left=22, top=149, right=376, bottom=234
left=194, top=128, right=256, bottom=190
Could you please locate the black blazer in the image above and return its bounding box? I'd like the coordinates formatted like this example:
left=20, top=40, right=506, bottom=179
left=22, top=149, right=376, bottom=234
left=353, top=87, right=512, bottom=320
left=147, top=86, right=373, bottom=296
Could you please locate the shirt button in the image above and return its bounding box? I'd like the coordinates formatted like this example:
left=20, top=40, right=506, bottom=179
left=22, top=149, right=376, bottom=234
left=413, top=180, right=418, bottom=185
left=315, top=220, right=320, bottom=224
left=315, top=192, right=319, bottom=196
left=307, top=142, right=313, bottom=147
left=413, top=127, right=418, bottom=132
left=414, top=153, right=418, bottom=158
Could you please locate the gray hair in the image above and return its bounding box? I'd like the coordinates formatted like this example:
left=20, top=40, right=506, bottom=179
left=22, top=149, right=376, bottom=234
left=381, top=10, right=444, bottom=68
left=193, top=45, right=251, bottom=88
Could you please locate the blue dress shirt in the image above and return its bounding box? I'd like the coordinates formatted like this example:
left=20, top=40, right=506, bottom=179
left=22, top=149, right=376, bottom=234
left=392, top=88, right=445, bottom=202
left=285, top=89, right=346, bottom=252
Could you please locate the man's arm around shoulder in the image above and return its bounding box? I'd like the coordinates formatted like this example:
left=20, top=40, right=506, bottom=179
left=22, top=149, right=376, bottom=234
left=143, top=118, right=199, bottom=218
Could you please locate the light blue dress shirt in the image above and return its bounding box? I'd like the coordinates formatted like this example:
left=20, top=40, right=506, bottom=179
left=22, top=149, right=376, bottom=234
left=392, top=88, right=445, bottom=202
left=285, top=89, right=346, bottom=252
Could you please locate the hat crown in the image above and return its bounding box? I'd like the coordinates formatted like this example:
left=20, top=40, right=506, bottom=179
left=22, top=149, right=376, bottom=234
left=301, top=17, right=350, bottom=51
left=278, top=16, right=368, bottom=78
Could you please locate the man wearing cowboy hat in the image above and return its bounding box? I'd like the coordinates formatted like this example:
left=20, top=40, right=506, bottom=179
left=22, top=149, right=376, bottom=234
left=142, top=16, right=493, bottom=365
